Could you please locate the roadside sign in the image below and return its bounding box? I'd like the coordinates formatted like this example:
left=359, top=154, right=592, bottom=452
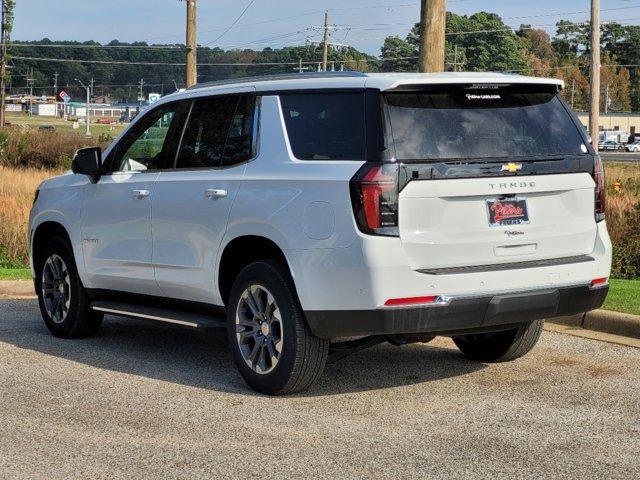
left=148, top=93, right=161, bottom=104
left=59, top=90, right=71, bottom=103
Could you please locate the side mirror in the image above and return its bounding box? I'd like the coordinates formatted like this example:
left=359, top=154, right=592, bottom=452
left=72, top=147, right=102, bottom=183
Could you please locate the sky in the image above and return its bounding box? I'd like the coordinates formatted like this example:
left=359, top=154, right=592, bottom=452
left=12, top=0, right=640, bottom=55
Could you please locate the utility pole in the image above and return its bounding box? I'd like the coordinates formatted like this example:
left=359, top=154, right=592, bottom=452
left=53, top=72, right=58, bottom=97
left=322, top=11, right=329, bottom=72
left=0, top=0, right=8, bottom=127
left=185, top=0, right=197, bottom=87
left=604, top=83, right=609, bottom=114
left=419, top=0, right=446, bottom=73
left=453, top=45, right=458, bottom=72
left=76, top=78, right=91, bottom=136
left=138, top=78, right=145, bottom=111
left=589, top=0, right=600, bottom=141
left=449, top=45, right=464, bottom=72
left=571, top=79, right=575, bottom=109
left=27, top=67, right=34, bottom=116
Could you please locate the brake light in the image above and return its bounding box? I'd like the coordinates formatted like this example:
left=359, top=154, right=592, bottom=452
left=350, top=163, right=399, bottom=236
left=593, top=155, right=606, bottom=222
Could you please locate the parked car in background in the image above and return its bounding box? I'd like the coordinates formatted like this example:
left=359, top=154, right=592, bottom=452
left=29, top=72, right=612, bottom=394
left=598, top=140, right=624, bottom=151
left=626, top=140, right=640, bottom=152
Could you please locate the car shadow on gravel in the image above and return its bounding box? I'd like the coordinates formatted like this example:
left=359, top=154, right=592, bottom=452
left=1, top=300, right=485, bottom=396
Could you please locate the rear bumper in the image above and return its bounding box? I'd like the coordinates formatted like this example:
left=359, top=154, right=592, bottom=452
left=305, top=284, right=608, bottom=339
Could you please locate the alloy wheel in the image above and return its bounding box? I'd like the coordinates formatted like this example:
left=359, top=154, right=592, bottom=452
left=42, top=254, right=71, bottom=324
left=235, top=284, right=283, bottom=374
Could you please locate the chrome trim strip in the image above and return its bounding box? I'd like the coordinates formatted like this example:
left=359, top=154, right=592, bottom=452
left=92, top=306, right=200, bottom=328
left=419, top=255, right=594, bottom=275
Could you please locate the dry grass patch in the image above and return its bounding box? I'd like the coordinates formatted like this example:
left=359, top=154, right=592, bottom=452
left=0, top=166, right=59, bottom=266
left=605, top=162, right=640, bottom=244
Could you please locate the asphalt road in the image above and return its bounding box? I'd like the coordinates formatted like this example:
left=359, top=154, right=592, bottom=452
left=1, top=300, right=639, bottom=479
left=601, top=151, right=640, bottom=163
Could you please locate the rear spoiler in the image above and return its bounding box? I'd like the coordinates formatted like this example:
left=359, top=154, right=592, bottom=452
left=385, top=82, right=563, bottom=94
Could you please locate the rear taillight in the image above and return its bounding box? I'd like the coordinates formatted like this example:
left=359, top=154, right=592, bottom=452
left=350, top=163, right=399, bottom=236
left=593, top=155, right=606, bottom=222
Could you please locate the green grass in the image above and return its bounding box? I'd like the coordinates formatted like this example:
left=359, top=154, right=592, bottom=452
left=0, top=268, right=32, bottom=280
left=5, top=113, right=125, bottom=138
left=602, top=278, right=640, bottom=316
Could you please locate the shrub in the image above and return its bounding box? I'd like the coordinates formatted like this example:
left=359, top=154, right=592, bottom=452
left=0, top=127, right=110, bottom=170
left=98, top=132, right=114, bottom=144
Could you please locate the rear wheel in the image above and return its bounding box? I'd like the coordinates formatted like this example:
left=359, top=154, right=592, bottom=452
left=227, top=260, right=329, bottom=395
left=452, top=320, right=543, bottom=362
left=35, top=237, right=103, bottom=338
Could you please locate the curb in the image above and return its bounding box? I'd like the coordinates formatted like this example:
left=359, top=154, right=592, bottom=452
left=0, top=280, right=36, bottom=299
left=551, top=309, right=640, bottom=340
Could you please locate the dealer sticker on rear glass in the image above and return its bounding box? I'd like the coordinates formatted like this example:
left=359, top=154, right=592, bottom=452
left=486, top=198, right=530, bottom=227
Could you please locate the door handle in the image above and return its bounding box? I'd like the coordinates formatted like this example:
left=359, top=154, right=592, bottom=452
left=131, top=189, right=150, bottom=199
left=205, top=188, right=228, bottom=199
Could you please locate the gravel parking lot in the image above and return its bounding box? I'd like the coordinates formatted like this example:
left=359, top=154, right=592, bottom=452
left=1, top=299, right=639, bottom=479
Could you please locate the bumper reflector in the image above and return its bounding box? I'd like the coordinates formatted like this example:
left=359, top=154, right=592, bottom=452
left=590, top=277, right=608, bottom=289
left=384, top=295, right=449, bottom=307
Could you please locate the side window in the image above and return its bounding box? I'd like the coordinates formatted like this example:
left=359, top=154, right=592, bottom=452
left=176, top=96, right=238, bottom=169
left=109, top=104, right=178, bottom=172
left=279, top=92, right=366, bottom=160
left=221, top=96, right=257, bottom=167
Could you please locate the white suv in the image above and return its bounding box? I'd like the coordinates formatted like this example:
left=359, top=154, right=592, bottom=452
left=29, top=72, right=612, bottom=394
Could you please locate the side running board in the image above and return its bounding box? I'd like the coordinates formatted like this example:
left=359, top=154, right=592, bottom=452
left=90, top=300, right=227, bottom=330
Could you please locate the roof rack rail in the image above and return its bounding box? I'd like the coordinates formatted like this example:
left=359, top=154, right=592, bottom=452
left=187, top=71, right=368, bottom=90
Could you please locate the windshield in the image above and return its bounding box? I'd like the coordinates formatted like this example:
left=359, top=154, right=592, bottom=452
left=385, top=89, right=587, bottom=161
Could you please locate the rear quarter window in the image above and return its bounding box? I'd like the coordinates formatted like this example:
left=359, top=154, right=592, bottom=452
left=280, top=92, right=366, bottom=160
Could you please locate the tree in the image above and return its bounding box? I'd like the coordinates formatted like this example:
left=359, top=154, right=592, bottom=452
left=612, top=67, right=632, bottom=112
left=517, top=26, right=558, bottom=77
left=380, top=36, right=417, bottom=72
left=552, top=20, right=589, bottom=58
left=560, top=66, right=590, bottom=111
left=380, top=12, right=528, bottom=73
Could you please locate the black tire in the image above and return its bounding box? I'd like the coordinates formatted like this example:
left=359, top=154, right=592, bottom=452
left=226, top=260, right=329, bottom=395
left=452, top=320, right=543, bottom=362
left=35, top=236, right=103, bottom=338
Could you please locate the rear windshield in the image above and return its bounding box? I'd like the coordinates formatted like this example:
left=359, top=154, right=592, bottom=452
left=385, top=90, right=587, bottom=161
left=280, top=92, right=366, bottom=160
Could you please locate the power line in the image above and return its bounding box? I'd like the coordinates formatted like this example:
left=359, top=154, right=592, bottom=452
left=7, top=54, right=409, bottom=67
left=144, top=1, right=464, bottom=44
left=2, top=43, right=186, bottom=50
left=145, top=10, right=321, bottom=43
left=202, top=0, right=258, bottom=47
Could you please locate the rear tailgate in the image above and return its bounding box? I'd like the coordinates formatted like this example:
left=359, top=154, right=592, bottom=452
left=398, top=173, right=596, bottom=271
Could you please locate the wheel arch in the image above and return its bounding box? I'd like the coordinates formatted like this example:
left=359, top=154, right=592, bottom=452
left=31, top=221, right=73, bottom=268
left=217, top=235, right=298, bottom=307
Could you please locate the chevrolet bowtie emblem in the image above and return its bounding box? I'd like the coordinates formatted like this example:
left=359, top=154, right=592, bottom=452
left=501, top=162, right=523, bottom=173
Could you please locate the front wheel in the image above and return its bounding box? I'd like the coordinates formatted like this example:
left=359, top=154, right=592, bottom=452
left=452, top=320, right=543, bottom=362
left=227, top=260, right=329, bottom=395
left=35, top=237, right=103, bottom=338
